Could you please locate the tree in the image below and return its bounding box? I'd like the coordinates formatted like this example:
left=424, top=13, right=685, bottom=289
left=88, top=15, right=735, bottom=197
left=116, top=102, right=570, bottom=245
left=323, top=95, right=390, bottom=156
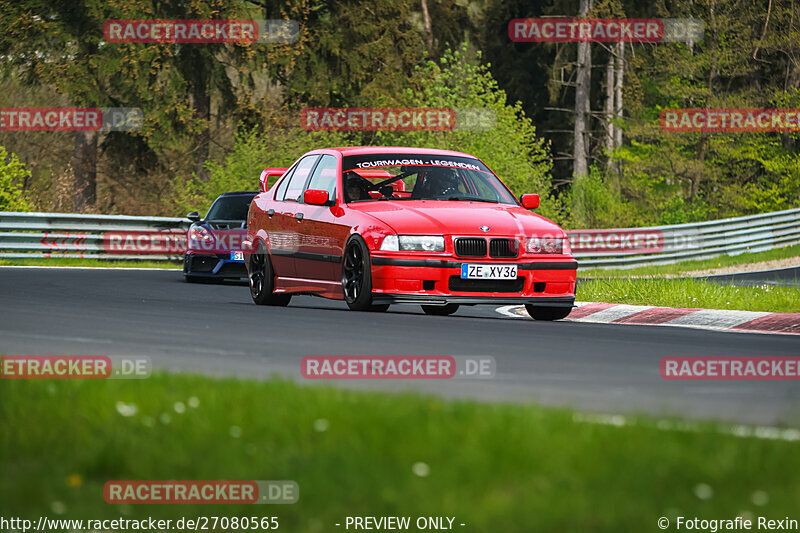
left=0, top=146, right=33, bottom=212
left=571, top=0, right=593, bottom=222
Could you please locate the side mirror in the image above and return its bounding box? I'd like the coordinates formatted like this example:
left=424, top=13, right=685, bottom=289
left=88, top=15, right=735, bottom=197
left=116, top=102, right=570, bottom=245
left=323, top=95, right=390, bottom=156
left=304, top=189, right=330, bottom=206
left=521, top=194, right=539, bottom=209
left=187, top=211, right=201, bottom=222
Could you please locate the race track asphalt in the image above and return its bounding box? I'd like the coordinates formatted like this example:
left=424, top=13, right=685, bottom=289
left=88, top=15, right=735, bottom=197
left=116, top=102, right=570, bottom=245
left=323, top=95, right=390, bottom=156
left=2, top=267, right=799, bottom=426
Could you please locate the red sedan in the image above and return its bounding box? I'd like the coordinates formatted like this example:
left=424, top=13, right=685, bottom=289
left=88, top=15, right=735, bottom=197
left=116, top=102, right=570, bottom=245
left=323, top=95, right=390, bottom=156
left=244, top=147, right=577, bottom=320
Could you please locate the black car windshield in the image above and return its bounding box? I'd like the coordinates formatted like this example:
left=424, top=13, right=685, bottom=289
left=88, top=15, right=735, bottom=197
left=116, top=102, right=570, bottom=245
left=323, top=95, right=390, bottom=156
left=205, top=194, right=256, bottom=221
left=340, top=154, right=518, bottom=204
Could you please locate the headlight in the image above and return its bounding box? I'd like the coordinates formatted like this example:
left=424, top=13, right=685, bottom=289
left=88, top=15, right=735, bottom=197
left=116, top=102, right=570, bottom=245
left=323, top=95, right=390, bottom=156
left=526, top=237, right=564, bottom=254
left=188, top=226, right=212, bottom=248
left=400, top=235, right=445, bottom=252
left=379, top=235, right=445, bottom=252
left=380, top=235, right=399, bottom=251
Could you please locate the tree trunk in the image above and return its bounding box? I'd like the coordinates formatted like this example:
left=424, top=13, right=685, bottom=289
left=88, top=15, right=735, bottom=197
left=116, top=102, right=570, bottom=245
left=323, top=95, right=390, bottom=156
left=692, top=134, right=709, bottom=200
left=421, top=0, right=434, bottom=51
left=604, top=46, right=615, bottom=172
left=708, top=0, right=718, bottom=92
left=72, top=131, right=97, bottom=212
left=193, top=83, right=211, bottom=181
left=613, top=41, right=624, bottom=151
left=573, top=20, right=591, bottom=177
left=572, top=0, right=593, bottom=220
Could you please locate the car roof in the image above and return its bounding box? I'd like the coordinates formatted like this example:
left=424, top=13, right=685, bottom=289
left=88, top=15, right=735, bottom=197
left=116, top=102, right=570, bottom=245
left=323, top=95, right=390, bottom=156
left=319, top=146, right=477, bottom=158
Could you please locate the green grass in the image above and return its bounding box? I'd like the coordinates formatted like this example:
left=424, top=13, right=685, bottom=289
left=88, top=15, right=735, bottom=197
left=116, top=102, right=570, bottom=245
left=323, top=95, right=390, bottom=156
left=0, top=257, right=181, bottom=269
left=2, top=373, right=800, bottom=532
left=580, top=244, right=800, bottom=278
left=578, top=278, right=800, bottom=313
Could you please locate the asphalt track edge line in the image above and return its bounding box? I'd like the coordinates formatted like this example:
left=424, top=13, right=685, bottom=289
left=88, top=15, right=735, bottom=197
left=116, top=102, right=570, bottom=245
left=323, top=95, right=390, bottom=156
left=573, top=412, right=800, bottom=442
left=499, top=303, right=800, bottom=335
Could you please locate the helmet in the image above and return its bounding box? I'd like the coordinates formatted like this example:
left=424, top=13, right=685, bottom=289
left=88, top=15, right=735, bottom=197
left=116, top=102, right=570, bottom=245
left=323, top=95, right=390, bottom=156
left=424, top=168, right=461, bottom=197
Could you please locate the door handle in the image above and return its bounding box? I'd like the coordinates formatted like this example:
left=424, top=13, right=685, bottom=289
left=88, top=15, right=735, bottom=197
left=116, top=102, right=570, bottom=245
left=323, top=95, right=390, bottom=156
left=267, top=209, right=274, bottom=217
left=295, top=213, right=304, bottom=221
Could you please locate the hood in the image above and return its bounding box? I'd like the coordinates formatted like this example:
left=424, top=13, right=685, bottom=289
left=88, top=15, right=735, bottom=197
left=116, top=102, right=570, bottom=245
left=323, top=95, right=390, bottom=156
left=351, top=201, right=564, bottom=237
left=204, top=220, right=246, bottom=230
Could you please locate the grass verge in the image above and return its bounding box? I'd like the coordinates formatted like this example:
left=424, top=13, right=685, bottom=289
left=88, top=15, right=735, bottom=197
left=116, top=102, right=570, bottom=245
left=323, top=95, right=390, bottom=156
left=580, top=244, right=800, bottom=278
left=578, top=278, right=800, bottom=313
left=1, top=373, right=799, bottom=531
left=0, top=257, right=182, bottom=269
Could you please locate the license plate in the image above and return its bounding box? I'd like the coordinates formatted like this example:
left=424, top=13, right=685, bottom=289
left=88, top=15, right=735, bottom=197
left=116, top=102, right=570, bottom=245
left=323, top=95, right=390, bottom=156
left=231, top=251, right=244, bottom=262
left=460, top=264, right=517, bottom=280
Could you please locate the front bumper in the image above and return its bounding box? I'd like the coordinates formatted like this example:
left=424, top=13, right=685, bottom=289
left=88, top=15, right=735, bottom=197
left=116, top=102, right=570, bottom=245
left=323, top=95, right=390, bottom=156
left=183, top=252, right=247, bottom=278
left=369, top=255, right=577, bottom=306
left=371, top=294, right=575, bottom=307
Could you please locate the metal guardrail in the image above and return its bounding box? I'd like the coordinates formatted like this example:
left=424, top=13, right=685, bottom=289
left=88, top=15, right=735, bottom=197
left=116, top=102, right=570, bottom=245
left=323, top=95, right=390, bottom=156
left=569, top=207, right=800, bottom=269
left=0, top=211, right=188, bottom=260
left=0, top=208, right=797, bottom=268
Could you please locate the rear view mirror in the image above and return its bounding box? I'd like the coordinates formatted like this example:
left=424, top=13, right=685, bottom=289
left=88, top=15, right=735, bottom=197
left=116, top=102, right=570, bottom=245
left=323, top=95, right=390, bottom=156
left=521, top=194, right=539, bottom=209
left=304, top=189, right=330, bottom=206
left=187, top=211, right=201, bottom=222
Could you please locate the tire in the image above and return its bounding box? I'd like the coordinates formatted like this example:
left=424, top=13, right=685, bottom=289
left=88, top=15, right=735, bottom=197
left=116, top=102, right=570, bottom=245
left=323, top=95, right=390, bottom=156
left=421, top=304, right=459, bottom=316
left=249, top=242, right=291, bottom=306
left=342, top=236, right=382, bottom=311
left=525, top=305, right=571, bottom=321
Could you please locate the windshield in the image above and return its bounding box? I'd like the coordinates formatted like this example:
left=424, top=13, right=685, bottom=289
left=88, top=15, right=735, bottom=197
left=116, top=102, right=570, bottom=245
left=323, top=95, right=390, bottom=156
left=341, top=154, right=518, bottom=204
left=205, top=194, right=256, bottom=221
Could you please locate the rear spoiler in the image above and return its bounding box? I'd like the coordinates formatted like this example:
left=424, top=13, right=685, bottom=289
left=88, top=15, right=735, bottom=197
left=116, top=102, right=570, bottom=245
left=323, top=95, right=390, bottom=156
left=259, top=167, right=289, bottom=192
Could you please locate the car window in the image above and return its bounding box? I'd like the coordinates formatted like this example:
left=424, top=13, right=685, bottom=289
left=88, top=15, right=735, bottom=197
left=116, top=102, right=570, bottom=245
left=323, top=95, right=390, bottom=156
left=205, top=194, right=256, bottom=221
left=340, top=154, right=516, bottom=204
left=304, top=155, right=338, bottom=201
left=273, top=165, right=296, bottom=201
left=464, top=173, right=502, bottom=202
left=282, top=155, right=320, bottom=202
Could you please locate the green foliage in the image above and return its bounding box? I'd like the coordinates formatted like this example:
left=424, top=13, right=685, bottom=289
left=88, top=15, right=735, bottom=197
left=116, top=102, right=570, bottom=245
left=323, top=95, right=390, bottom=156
left=0, top=146, right=32, bottom=212
left=605, top=0, right=800, bottom=226
left=657, top=196, right=709, bottom=225
left=172, top=46, right=557, bottom=220
left=169, top=127, right=352, bottom=215
left=376, top=45, right=556, bottom=218
left=563, top=166, right=633, bottom=228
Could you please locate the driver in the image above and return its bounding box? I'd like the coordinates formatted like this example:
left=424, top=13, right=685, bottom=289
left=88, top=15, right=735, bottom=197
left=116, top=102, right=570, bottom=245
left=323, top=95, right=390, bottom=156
left=413, top=167, right=461, bottom=198
left=344, top=172, right=370, bottom=201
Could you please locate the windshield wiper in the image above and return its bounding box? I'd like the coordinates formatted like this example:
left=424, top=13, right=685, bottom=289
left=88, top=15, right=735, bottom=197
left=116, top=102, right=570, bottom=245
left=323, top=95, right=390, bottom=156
left=443, top=195, right=498, bottom=203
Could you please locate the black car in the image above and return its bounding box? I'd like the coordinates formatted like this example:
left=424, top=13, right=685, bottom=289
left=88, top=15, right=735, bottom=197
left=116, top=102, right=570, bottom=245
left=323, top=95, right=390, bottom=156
left=183, top=191, right=257, bottom=282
